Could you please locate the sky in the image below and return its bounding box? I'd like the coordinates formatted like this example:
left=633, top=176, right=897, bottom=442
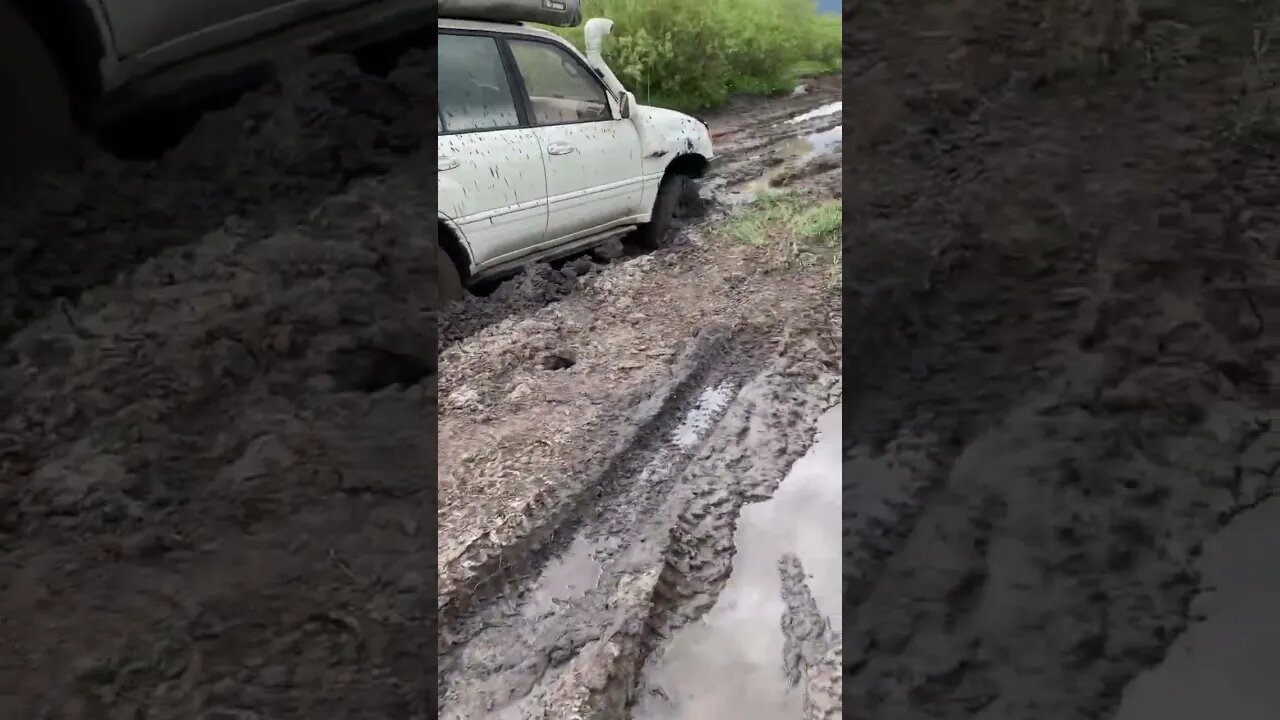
left=815, top=0, right=839, bottom=14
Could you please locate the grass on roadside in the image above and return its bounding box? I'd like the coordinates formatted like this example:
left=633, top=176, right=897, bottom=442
left=718, top=190, right=841, bottom=287
left=541, top=0, right=841, bottom=112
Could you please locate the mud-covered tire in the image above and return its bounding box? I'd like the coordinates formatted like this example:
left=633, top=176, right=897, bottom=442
left=630, top=173, right=692, bottom=250
left=437, top=242, right=466, bottom=306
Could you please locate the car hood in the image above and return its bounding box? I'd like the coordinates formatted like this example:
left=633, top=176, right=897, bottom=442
left=634, top=104, right=714, bottom=159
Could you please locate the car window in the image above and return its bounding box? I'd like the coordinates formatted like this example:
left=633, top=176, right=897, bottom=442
left=508, top=39, right=611, bottom=126
left=438, top=33, right=521, bottom=133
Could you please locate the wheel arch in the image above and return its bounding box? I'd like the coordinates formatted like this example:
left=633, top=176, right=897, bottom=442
left=664, top=152, right=710, bottom=180
left=437, top=216, right=473, bottom=282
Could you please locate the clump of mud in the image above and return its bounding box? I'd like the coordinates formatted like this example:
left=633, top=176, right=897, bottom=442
left=439, top=253, right=614, bottom=346
left=779, top=554, right=841, bottom=720
left=0, top=49, right=434, bottom=342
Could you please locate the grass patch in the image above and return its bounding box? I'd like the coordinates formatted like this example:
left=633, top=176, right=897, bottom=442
left=540, top=0, right=841, bottom=112
left=720, top=191, right=841, bottom=285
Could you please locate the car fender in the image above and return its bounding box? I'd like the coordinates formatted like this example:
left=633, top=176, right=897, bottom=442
left=633, top=104, right=714, bottom=178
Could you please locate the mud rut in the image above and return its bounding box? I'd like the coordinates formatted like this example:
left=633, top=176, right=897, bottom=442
left=438, top=329, right=838, bottom=719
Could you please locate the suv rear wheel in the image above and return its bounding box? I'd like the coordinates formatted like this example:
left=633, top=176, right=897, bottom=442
left=437, top=240, right=466, bottom=306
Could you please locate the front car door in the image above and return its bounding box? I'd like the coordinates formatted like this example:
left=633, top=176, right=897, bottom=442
left=437, top=30, right=549, bottom=269
left=506, top=36, right=644, bottom=246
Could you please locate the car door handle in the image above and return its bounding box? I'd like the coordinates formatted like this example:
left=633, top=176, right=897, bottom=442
left=547, top=143, right=576, bottom=156
left=438, top=155, right=460, bottom=171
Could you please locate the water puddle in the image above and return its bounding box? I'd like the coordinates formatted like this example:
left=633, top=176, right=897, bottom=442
left=522, top=535, right=603, bottom=620
left=729, top=125, right=844, bottom=200
left=803, top=125, right=843, bottom=157
left=1113, top=496, right=1280, bottom=720
left=633, top=406, right=842, bottom=719
left=672, top=382, right=735, bottom=449
left=786, top=101, right=842, bottom=124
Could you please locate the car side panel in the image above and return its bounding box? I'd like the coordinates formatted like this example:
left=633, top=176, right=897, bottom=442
left=438, top=129, right=549, bottom=269
left=535, top=121, right=644, bottom=244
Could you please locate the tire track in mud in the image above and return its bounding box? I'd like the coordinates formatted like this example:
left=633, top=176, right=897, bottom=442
left=438, top=336, right=840, bottom=718
left=437, top=324, right=738, bottom=648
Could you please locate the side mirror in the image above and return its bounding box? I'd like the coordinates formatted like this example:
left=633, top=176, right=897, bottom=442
left=619, top=92, right=632, bottom=120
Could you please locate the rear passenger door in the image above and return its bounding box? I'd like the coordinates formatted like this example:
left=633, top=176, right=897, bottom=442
left=506, top=37, right=644, bottom=246
left=437, top=31, right=549, bottom=268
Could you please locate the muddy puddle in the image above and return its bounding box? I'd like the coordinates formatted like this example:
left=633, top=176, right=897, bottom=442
left=521, top=535, right=605, bottom=620
left=633, top=406, right=841, bottom=719
left=1113, top=496, right=1280, bottom=720
left=786, top=101, right=842, bottom=124
left=706, top=124, right=843, bottom=205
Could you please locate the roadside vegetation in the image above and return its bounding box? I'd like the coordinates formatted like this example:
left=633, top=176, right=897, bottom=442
left=721, top=190, right=841, bottom=286
left=544, top=0, right=841, bottom=111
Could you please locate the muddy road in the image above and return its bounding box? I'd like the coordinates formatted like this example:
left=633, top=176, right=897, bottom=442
left=845, top=0, right=1280, bottom=718
left=0, top=44, right=841, bottom=717
left=436, top=81, right=842, bottom=718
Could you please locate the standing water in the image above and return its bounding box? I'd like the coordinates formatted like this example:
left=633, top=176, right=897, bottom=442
left=634, top=406, right=841, bottom=718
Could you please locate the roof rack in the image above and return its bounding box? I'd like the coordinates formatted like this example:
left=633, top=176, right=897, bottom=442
left=437, top=0, right=582, bottom=28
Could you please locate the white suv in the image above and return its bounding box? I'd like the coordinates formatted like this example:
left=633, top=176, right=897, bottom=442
left=436, top=17, right=715, bottom=297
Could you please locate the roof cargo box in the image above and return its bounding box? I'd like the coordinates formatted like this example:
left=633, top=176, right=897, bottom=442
left=438, top=0, right=583, bottom=27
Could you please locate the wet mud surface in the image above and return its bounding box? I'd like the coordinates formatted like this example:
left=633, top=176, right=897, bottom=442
left=1111, top=496, right=1280, bottom=720
left=631, top=409, right=842, bottom=720
left=845, top=0, right=1280, bottom=717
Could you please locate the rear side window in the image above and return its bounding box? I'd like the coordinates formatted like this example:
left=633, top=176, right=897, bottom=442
left=508, top=39, right=611, bottom=126
left=437, top=33, right=520, bottom=133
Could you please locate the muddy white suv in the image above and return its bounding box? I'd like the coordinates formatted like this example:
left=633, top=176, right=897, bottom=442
left=436, top=16, right=715, bottom=297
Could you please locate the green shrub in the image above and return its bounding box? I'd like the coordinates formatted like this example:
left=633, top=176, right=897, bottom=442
left=542, top=0, right=841, bottom=111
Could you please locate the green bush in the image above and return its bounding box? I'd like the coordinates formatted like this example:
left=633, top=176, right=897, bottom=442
left=542, top=0, right=841, bottom=112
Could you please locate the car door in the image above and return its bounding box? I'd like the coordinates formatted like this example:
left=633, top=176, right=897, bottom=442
left=437, top=31, right=549, bottom=269
left=506, top=36, right=644, bottom=246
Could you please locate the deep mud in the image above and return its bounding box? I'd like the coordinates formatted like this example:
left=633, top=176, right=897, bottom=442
left=845, top=0, right=1280, bottom=717
left=437, top=85, right=843, bottom=717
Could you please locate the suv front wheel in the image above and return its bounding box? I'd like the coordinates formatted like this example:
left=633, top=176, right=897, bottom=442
left=630, top=172, right=694, bottom=250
